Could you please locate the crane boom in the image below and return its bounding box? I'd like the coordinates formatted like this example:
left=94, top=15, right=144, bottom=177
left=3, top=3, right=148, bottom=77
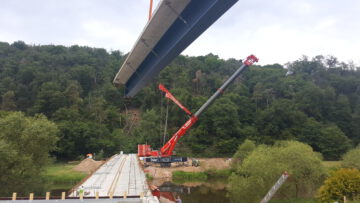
left=194, top=54, right=258, bottom=117
left=138, top=55, right=258, bottom=158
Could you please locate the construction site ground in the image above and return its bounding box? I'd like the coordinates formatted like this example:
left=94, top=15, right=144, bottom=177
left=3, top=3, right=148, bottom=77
left=144, top=158, right=231, bottom=179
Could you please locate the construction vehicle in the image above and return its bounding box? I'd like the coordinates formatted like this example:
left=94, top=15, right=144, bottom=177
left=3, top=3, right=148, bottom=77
left=138, top=55, right=258, bottom=167
left=191, top=158, right=200, bottom=167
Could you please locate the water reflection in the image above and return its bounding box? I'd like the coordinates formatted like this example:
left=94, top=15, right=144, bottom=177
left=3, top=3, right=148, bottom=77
left=155, top=180, right=230, bottom=203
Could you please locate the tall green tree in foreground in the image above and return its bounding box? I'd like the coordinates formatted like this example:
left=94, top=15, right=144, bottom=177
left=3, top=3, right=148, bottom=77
left=0, top=111, right=58, bottom=196
left=229, top=141, right=326, bottom=202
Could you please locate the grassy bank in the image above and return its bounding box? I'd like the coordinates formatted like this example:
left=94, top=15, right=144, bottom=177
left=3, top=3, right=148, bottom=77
left=172, top=171, right=208, bottom=182
left=43, top=162, right=87, bottom=191
left=269, top=199, right=319, bottom=203
left=172, top=161, right=342, bottom=182
left=322, top=161, right=341, bottom=168
left=172, top=169, right=232, bottom=183
left=270, top=199, right=358, bottom=203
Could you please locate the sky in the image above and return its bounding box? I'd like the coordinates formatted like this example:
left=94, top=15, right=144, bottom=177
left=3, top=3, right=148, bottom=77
left=0, top=0, right=359, bottom=65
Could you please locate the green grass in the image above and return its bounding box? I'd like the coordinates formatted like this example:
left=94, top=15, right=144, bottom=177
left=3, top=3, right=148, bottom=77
left=322, top=161, right=342, bottom=174
left=205, top=169, right=232, bottom=179
left=43, top=162, right=87, bottom=191
left=146, top=173, right=154, bottom=181
left=172, top=171, right=208, bottom=183
left=172, top=169, right=233, bottom=183
left=172, top=169, right=233, bottom=184
left=270, top=199, right=359, bottom=203
left=322, top=161, right=341, bottom=168
left=269, top=199, right=319, bottom=203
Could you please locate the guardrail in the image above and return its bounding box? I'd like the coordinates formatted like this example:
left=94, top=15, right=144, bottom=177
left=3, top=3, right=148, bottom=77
left=0, top=192, right=143, bottom=201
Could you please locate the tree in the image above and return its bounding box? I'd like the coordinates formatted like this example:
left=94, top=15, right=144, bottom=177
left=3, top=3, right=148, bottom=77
left=11, top=41, right=27, bottom=50
left=134, top=109, right=162, bottom=149
left=55, top=120, right=110, bottom=159
left=110, top=129, right=137, bottom=153
left=329, top=94, right=352, bottom=136
left=295, top=84, right=335, bottom=120
left=1, top=91, right=16, bottom=110
left=64, top=80, right=83, bottom=108
left=0, top=42, right=359, bottom=161
left=349, top=111, right=360, bottom=144
left=0, top=111, right=58, bottom=195
left=32, top=82, right=66, bottom=117
left=342, top=145, right=360, bottom=170
left=318, top=125, right=352, bottom=160
left=317, top=168, right=360, bottom=202
left=299, top=119, right=352, bottom=160
left=256, top=99, right=307, bottom=142
left=229, top=141, right=326, bottom=202
left=231, top=139, right=256, bottom=167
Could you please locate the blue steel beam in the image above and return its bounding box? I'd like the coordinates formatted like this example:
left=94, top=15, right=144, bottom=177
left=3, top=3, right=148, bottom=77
left=123, top=0, right=238, bottom=97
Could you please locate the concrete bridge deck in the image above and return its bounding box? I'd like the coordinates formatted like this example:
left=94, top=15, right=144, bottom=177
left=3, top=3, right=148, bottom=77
left=0, top=154, right=159, bottom=203
left=68, top=153, right=157, bottom=202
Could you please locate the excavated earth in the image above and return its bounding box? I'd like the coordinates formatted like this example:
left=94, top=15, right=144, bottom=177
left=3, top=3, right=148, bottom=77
left=72, top=158, right=104, bottom=173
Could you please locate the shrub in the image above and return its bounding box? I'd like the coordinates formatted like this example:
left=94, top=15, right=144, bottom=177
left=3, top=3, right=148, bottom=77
left=317, top=168, right=360, bottom=202
left=342, top=146, right=360, bottom=170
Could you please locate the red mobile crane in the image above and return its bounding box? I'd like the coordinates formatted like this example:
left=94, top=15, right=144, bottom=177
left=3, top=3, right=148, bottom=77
left=138, top=55, right=258, bottom=166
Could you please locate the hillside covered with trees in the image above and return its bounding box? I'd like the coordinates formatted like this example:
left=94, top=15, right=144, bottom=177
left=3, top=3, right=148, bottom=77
left=1, top=41, right=359, bottom=161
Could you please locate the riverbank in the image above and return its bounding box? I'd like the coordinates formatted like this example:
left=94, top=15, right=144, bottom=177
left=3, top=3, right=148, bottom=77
left=42, top=162, right=88, bottom=193
left=42, top=159, right=343, bottom=201
left=145, top=158, right=231, bottom=179
left=147, top=160, right=344, bottom=203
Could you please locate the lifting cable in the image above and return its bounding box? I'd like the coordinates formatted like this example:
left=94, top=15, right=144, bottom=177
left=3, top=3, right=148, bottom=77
left=160, top=87, right=169, bottom=146
left=163, top=99, right=169, bottom=145
left=148, top=0, right=153, bottom=21
left=160, top=88, right=163, bottom=143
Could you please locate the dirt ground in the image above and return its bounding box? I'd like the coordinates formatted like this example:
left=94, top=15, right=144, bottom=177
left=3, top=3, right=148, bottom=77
left=144, top=158, right=231, bottom=179
left=72, top=158, right=104, bottom=173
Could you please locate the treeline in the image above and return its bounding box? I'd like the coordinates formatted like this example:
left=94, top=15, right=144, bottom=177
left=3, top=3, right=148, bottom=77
left=0, top=41, right=359, bottom=160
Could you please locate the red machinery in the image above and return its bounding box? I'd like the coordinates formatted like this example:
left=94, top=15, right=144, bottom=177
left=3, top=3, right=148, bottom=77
left=139, top=55, right=258, bottom=165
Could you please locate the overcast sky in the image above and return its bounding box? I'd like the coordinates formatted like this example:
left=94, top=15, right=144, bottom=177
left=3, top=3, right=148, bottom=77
left=1, top=0, right=359, bottom=65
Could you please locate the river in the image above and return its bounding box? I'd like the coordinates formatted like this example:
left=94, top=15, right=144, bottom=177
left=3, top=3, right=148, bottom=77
left=154, top=179, right=230, bottom=203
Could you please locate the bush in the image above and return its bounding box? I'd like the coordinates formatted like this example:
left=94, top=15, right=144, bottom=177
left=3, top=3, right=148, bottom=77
left=317, top=168, right=360, bottom=202
left=341, top=146, right=360, bottom=170
left=229, top=141, right=326, bottom=202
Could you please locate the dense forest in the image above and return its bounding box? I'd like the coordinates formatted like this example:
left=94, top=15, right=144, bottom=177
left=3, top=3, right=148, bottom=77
left=1, top=41, right=359, bottom=161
